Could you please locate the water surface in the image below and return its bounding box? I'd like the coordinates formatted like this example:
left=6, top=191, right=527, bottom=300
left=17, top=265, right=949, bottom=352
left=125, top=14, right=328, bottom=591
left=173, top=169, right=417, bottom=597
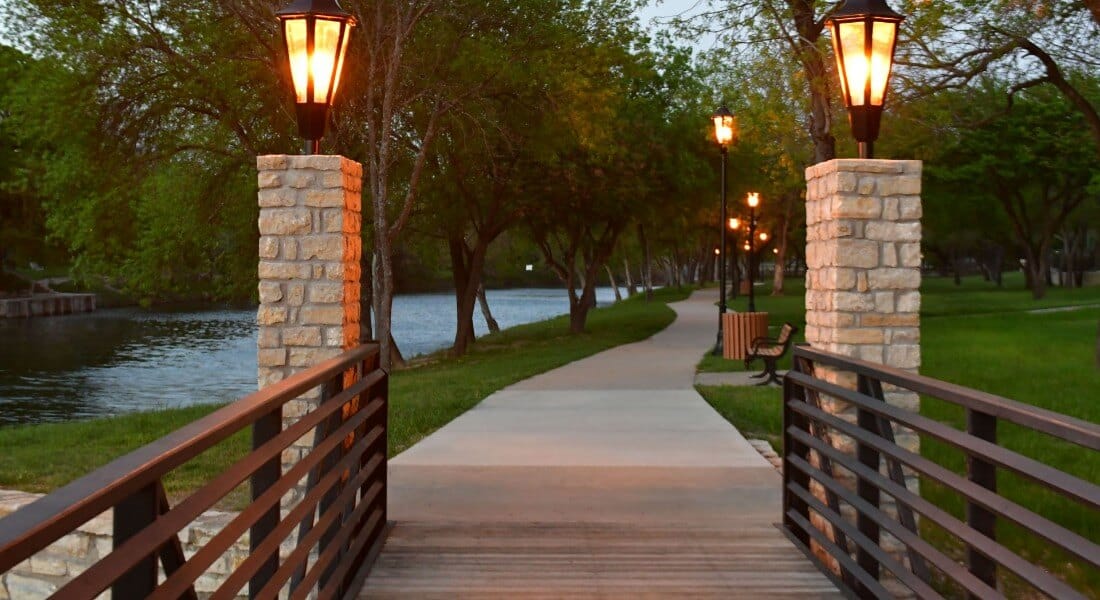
left=0, top=288, right=614, bottom=426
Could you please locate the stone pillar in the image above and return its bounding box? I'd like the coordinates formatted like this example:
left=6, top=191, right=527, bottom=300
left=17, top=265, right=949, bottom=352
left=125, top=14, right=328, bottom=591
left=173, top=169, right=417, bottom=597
left=804, top=158, right=922, bottom=583
left=256, top=154, right=362, bottom=471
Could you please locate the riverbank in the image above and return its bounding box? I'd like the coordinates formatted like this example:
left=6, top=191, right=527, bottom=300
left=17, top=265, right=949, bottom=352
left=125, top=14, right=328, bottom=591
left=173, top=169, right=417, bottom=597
left=0, top=286, right=691, bottom=504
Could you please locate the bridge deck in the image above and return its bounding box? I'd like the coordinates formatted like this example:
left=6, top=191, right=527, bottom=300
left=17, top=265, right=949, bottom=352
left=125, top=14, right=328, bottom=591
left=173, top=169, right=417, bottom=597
left=359, top=290, right=841, bottom=598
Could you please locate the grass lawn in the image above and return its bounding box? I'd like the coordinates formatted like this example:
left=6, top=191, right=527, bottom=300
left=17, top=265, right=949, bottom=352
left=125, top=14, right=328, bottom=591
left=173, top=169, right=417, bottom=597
left=0, top=285, right=692, bottom=504
left=696, top=272, right=1100, bottom=595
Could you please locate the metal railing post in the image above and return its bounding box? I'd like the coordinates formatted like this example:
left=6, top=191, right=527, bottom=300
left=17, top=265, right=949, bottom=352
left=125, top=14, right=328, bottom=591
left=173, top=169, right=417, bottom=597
left=112, top=483, right=159, bottom=598
left=855, top=374, right=882, bottom=594
left=967, top=408, right=998, bottom=595
left=249, top=404, right=283, bottom=599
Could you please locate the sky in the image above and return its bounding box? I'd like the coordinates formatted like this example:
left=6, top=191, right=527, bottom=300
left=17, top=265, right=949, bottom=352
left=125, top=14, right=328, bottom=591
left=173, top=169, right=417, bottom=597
left=635, top=0, right=721, bottom=53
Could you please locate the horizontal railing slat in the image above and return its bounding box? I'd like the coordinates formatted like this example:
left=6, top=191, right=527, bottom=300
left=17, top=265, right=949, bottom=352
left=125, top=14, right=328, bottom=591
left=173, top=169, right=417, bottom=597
left=787, top=398, right=1100, bottom=568
left=785, top=482, right=945, bottom=599
left=787, top=428, right=1089, bottom=599
left=0, top=345, right=379, bottom=573
left=793, top=346, right=1100, bottom=451
left=256, top=478, right=383, bottom=600
left=784, top=509, right=893, bottom=599
left=786, top=370, right=1100, bottom=511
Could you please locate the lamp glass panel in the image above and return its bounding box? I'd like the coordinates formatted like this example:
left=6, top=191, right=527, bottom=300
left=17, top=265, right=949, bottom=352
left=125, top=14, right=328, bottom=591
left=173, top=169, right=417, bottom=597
left=838, top=21, right=868, bottom=106
left=830, top=26, right=849, bottom=103
left=713, top=115, right=734, bottom=146
left=284, top=18, right=310, bottom=103
left=312, top=18, right=343, bottom=103
left=331, top=23, right=350, bottom=99
left=869, top=20, right=897, bottom=106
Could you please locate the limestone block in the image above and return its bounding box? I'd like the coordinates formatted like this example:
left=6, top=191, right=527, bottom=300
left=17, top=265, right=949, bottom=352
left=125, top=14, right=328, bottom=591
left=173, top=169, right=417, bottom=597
left=874, top=292, right=895, bottom=314
left=300, top=305, right=344, bottom=325
left=5, top=573, right=57, bottom=598
left=282, top=326, right=322, bottom=347
left=287, top=171, right=316, bottom=189
left=835, top=291, right=876, bottom=313
left=898, top=243, right=921, bottom=268
left=258, top=236, right=279, bottom=259
left=258, top=348, right=286, bottom=367
left=257, top=305, right=287, bottom=326
left=257, top=188, right=294, bottom=206
left=899, top=197, right=922, bottom=219
left=866, top=221, right=921, bottom=242
left=834, top=240, right=880, bottom=269
left=834, top=195, right=881, bottom=219
left=882, top=243, right=897, bottom=267
left=282, top=239, right=298, bottom=261
left=257, top=155, right=289, bottom=171
left=286, top=282, right=305, bottom=307
left=258, top=209, right=311, bottom=235
left=258, top=282, right=282, bottom=304
left=258, top=261, right=311, bottom=281
left=288, top=346, right=341, bottom=367
left=857, top=345, right=885, bottom=363
left=882, top=197, right=899, bottom=220
left=862, top=313, right=919, bottom=327
left=896, top=291, right=920, bottom=313
left=886, top=345, right=921, bottom=369
left=309, top=282, right=345, bottom=304
left=299, top=235, right=344, bottom=260
left=304, top=189, right=346, bottom=208
left=868, top=268, right=920, bottom=290
left=877, top=175, right=921, bottom=197
left=258, top=327, right=280, bottom=349
left=834, top=328, right=885, bottom=344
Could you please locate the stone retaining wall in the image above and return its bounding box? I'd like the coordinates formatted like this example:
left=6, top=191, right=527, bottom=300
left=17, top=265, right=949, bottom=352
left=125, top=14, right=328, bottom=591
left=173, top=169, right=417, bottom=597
left=0, top=490, right=248, bottom=599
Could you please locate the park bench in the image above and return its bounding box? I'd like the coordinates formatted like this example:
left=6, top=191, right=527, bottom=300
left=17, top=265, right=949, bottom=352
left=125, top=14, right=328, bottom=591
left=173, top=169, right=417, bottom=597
left=745, top=322, right=798, bottom=386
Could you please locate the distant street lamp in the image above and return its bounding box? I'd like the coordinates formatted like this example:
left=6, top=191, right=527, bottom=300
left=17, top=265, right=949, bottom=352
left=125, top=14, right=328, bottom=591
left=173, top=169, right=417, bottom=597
left=277, top=0, right=357, bottom=154
left=826, top=0, right=904, bottom=159
left=746, top=192, right=761, bottom=312
left=728, top=217, right=741, bottom=299
left=711, top=105, right=738, bottom=355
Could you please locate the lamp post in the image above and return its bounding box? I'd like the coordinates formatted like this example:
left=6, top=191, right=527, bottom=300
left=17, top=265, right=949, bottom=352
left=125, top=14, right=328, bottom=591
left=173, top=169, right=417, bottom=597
left=276, top=0, right=357, bottom=154
left=728, top=217, right=741, bottom=299
left=711, top=105, right=737, bottom=355
left=826, top=0, right=904, bottom=159
left=746, top=192, right=761, bottom=312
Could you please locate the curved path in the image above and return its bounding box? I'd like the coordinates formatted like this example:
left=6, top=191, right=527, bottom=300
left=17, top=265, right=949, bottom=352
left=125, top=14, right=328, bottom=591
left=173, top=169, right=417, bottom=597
left=360, top=289, right=840, bottom=598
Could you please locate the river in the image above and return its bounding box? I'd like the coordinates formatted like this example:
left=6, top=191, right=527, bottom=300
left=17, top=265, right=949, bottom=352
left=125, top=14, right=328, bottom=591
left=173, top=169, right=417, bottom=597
left=0, top=287, right=616, bottom=426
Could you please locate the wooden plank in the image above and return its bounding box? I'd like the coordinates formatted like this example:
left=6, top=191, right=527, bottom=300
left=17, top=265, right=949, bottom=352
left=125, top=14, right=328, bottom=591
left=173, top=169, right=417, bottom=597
left=358, top=521, right=843, bottom=598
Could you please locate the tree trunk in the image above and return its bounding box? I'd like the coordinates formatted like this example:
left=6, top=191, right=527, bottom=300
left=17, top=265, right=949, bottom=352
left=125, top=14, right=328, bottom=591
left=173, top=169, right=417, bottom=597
left=1026, top=246, right=1049, bottom=300
left=359, top=256, right=374, bottom=343
left=638, top=223, right=653, bottom=301
left=477, top=283, right=500, bottom=333
left=623, top=258, right=637, bottom=296
left=449, top=236, right=489, bottom=357
left=605, top=265, right=622, bottom=302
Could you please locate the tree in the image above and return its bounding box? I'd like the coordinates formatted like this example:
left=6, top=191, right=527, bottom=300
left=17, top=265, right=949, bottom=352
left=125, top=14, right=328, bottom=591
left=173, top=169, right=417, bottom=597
left=932, top=87, right=1099, bottom=299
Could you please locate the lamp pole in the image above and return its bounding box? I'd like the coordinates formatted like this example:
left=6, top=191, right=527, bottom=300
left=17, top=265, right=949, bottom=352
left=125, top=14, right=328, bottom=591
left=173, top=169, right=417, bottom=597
left=711, top=105, right=736, bottom=356
left=728, top=217, right=740, bottom=300
left=747, top=200, right=757, bottom=313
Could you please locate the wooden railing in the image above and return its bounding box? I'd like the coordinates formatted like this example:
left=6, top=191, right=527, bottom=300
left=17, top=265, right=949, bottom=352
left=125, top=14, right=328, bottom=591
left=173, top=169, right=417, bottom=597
left=782, top=345, right=1100, bottom=599
left=0, top=343, right=388, bottom=600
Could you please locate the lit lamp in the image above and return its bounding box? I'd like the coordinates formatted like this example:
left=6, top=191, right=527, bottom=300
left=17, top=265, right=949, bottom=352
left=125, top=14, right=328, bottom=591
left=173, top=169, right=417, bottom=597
left=711, top=105, right=738, bottom=355
left=826, top=0, right=904, bottom=159
left=745, top=192, right=762, bottom=312
left=759, top=232, right=769, bottom=242
left=277, top=0, right=357, bottom=154
left=727, top=217, right=742, bottom=299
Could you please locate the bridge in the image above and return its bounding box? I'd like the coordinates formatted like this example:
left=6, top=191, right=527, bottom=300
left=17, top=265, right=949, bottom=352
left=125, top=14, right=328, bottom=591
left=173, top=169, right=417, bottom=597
left=0, top=288, right=1098, bottom=599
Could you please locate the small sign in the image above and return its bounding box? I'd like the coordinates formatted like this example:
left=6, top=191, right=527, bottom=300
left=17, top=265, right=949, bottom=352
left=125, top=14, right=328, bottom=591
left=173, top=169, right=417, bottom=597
left=525, top=264, right=534, bottom=272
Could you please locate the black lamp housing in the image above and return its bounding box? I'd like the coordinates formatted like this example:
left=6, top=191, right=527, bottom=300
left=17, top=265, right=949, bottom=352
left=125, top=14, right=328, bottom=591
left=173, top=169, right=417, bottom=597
left=826, top=0, right=904, bottom=158
left=276, top=0, right=356, bottom=153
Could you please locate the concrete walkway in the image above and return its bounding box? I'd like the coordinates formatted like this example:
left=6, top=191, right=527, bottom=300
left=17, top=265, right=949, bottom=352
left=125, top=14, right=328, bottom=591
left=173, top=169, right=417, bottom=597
left=360, top=289, right=840, bottom=598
